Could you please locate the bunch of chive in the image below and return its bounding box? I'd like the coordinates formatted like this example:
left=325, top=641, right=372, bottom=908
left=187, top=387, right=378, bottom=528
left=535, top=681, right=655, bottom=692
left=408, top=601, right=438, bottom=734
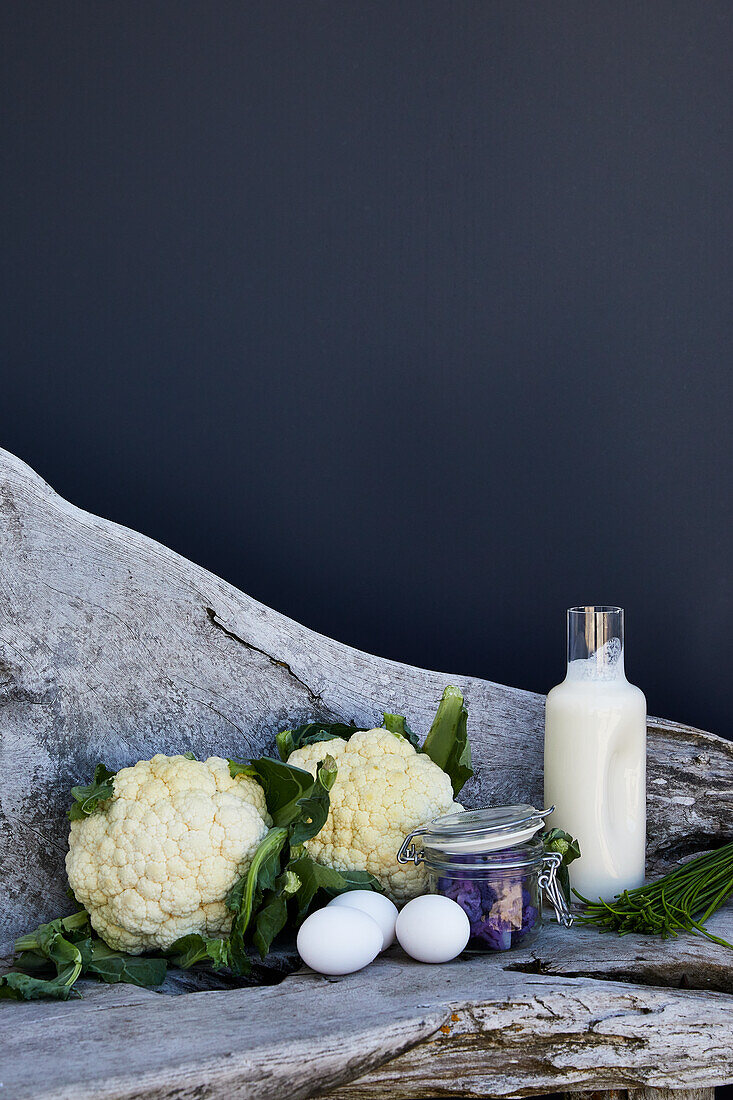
left=575, top=841, right=733, bottom=948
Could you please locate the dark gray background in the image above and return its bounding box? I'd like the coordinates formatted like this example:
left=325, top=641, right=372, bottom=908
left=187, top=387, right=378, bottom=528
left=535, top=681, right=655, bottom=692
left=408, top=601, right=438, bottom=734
left=2, top=2, right=732, bottom=740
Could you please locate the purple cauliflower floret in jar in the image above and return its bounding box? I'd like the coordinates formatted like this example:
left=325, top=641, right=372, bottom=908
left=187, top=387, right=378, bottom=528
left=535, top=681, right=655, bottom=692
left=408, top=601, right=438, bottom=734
left=511, top=903, right=539, bottom=945
left=438, top=867, right=539, bottom=952
left=470, top=879, right=524, bottom=951
left=475, top=918, right=512, bottom=951
left=456, top=883, right=486, bottom=925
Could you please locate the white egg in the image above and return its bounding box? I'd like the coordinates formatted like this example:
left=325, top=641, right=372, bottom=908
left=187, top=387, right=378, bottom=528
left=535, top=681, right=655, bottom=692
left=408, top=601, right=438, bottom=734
left=296, top=906, right=383, bottom=975
left=395, top=894, right=470, bottom=963
left=327, top=891, right=398, bottom=950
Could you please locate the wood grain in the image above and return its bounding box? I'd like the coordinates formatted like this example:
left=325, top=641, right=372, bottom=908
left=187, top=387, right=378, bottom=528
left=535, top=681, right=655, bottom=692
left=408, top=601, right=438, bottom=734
left=560, top=1091, right=715, bottom=1100
left=1, top=943, right=732, bottom=1100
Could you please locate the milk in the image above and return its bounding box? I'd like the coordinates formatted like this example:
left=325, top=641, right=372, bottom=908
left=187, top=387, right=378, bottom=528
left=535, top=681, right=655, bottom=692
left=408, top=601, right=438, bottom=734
left=544, top=607, right=646, bottom=902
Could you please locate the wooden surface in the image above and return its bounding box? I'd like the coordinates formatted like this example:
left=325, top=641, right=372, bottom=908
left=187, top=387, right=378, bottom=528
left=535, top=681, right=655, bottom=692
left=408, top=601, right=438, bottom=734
left=560, top=1091, right=715, bottom=1100
left=0, top=446, right=732, bottom=1099
left=1, top=912, right=732, bottom=1100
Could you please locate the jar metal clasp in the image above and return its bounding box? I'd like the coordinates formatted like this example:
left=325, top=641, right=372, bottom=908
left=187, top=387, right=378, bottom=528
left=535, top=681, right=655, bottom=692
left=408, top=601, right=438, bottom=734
left=397, top=827, right=427, bottom=866
left=539, top=851, right=574, bottom=928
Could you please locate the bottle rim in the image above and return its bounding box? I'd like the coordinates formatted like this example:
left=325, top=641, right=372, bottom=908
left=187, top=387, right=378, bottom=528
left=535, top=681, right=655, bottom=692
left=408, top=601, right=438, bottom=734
left=567, top=605, right=623, bottom=616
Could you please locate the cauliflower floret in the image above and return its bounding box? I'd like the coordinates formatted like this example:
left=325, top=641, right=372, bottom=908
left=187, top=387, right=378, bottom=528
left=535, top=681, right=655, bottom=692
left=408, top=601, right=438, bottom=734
left=288, top=729, right=462, bottom=903
left=66, top=754, right=271, bottom=953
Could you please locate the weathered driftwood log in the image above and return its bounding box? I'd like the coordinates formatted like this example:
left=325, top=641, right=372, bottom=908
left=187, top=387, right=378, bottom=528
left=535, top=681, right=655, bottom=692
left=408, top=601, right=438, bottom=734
left=311, top=915, right=733, bottom=1100
left=0, top=447, right=732, bottom=1100
left=2, top=919, right=733, bottom=1100
left=560, top=1091, right=715, bottom=1100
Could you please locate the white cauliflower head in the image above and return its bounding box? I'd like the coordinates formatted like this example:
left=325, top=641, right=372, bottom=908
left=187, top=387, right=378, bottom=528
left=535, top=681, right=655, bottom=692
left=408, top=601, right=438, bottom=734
left=66, top=754, right=271, bottom=953
left=287, top=729, right=462, bottom=903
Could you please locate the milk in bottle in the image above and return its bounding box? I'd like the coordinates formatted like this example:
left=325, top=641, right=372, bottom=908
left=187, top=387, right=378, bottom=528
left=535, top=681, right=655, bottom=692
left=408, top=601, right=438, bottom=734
left=544, top=606, right=646, bottom=901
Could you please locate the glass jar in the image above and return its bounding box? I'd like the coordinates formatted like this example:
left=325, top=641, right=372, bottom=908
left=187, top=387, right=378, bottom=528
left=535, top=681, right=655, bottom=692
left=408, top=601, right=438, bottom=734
left=397, top=805, right=573, bottom=953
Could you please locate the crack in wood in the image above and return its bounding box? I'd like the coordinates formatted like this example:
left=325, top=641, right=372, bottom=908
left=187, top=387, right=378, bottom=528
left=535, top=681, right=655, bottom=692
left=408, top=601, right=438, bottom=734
left=506, top=961, right=700, bottom=992
left=204, top=605, right=326, bottom=709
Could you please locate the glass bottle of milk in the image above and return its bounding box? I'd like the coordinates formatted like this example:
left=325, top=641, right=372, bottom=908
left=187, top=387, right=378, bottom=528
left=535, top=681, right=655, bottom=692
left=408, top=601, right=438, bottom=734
left=544, top=606, right=646, bottom=902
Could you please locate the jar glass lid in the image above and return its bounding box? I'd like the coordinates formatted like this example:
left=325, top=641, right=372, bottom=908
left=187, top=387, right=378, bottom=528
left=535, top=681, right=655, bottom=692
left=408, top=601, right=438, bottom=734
left=407, top=804, right=554, bottom=856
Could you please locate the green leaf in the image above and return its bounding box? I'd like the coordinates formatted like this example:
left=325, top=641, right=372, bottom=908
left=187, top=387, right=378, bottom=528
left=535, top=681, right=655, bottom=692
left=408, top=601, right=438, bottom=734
left=228, top=758, right=258, bottom=780
left=226, top=827, right=289, bottom=934
left=251, top=867, right=303, bottom=959
left=2, top=909, right=169, bottom=999
left=9, top=949, right=52, bottom=975
left=382, top=712, right=421, bottom=749
left=275, top=730, right=295, bottom=761
left=166, top=933, right=232, bottom=971
left=40, top=932, right=84, bottom=982
left=0, top=918, right=87, bottom=1000
left=245, top=761, right=336, bottom=959
left=289, top=854, right=381, bottom=919
left=219, top=826, right=289, bottom=973
left=0, top=969, right=82, bottom=1001
left=68, top=763, right=116, bottom=821
left=420, top=686, right=473, bottom=796
left=231, top=754, right=334, bottom=844
left=14, top=910, right=91, bottom=954
left=543, top=828, right=581, bottom=905
left=544, top=828, right=581, bottom=864
left=288, top=757, right=337, bottom=845
left=275, top=722, right=365, bottom=760
left=166, top=934, right=212, bottom=969
left=246, top=758, right=322, bottom=828
left=86, top=941, right=167, bottom=987
left=252, top=894, right=288, bottom=958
